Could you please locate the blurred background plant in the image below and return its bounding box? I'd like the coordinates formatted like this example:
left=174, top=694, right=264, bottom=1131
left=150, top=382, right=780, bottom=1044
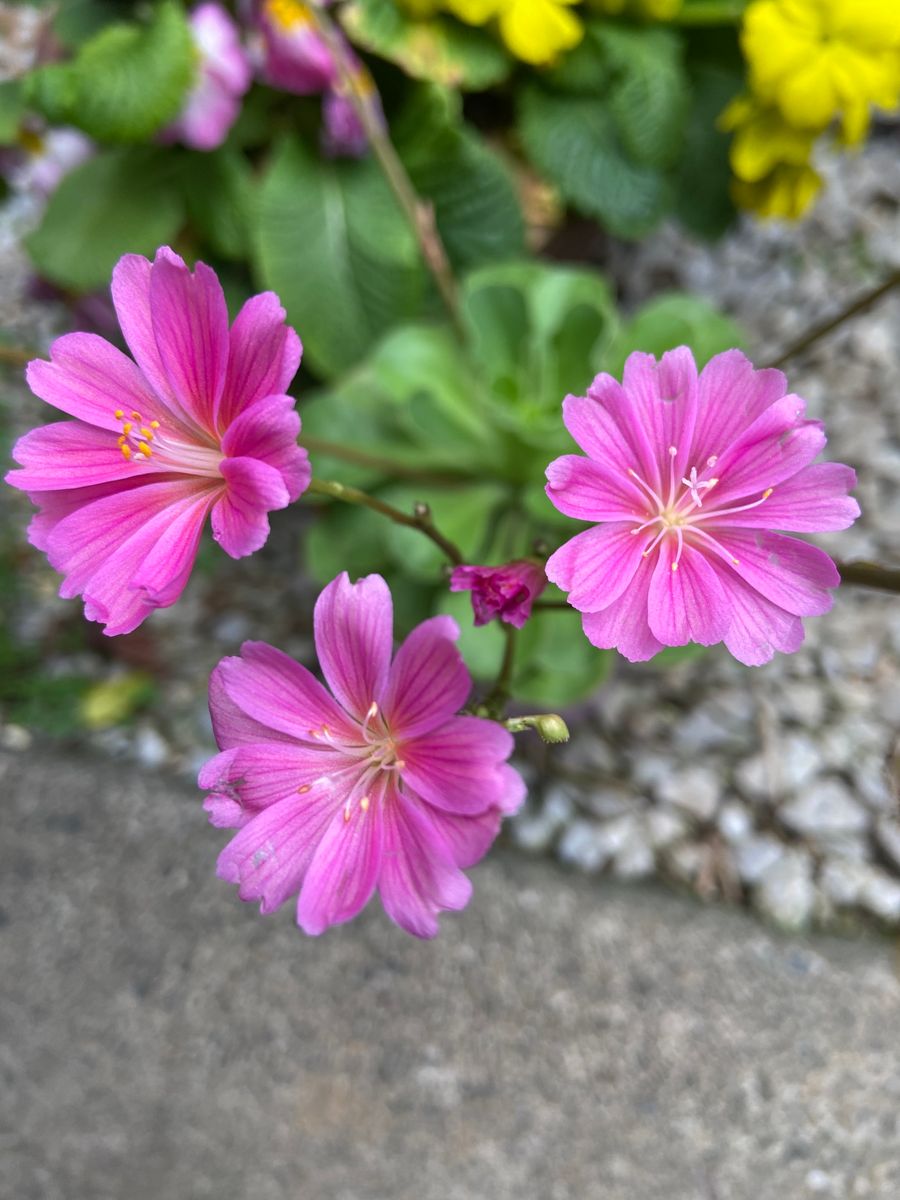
left=1, top=0, right=898, bottom=736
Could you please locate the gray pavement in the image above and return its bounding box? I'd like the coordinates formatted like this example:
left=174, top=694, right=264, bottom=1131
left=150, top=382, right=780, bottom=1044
left=3, top=747, right=900, bottom=1200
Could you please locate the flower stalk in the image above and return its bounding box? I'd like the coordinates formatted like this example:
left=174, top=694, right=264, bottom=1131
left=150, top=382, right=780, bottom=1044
left=310, top=7, right=467, bottom=343
left=306, top=477, right=464, bottom=564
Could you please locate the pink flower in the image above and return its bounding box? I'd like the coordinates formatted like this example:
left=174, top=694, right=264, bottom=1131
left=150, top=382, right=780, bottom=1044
left=201, top=571, right=525, bottom=938
left=165, top=4, right=252, bottom=151
left=6, top=247, right=308, bottom=636
left=545, top=348, right=860, bottom=666
left=253, top=0, right=335, bottom=94
left=321, top=54, right=384, bottom=158
left=450, top=560, right=547, bottom=629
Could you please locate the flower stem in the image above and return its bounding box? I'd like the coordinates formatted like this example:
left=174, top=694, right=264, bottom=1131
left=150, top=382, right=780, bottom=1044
left=763, top=269, right=900, bottom=370
left=505, top=713, right=570, bottom=743
left=311, top=8, right=467, bottom=344
left=482, top=624, right=518, bottom=718
left=837, top=560, right=900, bottom=593
left=306, top=477, right=464, bottom=565
left=301, top=434, right=474, bottom=484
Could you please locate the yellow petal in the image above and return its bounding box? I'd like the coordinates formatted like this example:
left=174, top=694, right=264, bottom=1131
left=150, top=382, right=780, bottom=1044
left=444, top=0, right=504, bottom=25
left=498, top=0, right=583, bottom=65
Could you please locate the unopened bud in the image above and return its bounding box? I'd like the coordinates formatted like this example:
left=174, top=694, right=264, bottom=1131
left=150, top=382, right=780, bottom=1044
left=533, top=714, right=570, bottom=744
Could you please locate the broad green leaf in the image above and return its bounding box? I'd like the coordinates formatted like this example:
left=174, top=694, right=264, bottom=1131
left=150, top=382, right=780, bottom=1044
left=394, top=86, right=525, bottom=270
left=596, top=24, right=689, bottom=170
left=673, top=62, right=740, bottom=237
left=25, top=147, right=185, bottom=290
left=0, top=81, right=24, bottom=144
left=254, top=135, right=425, bottom=379
left=518, top=86, right=672, bottom=238
left=341, top=0, right=511, bottom=89
left=602, top=292, right=746, bottom=376
left=182, top=146, right=255, bottom=261
left=514, top=598, right=614, bottom=707
left=25, top=2, right=195, bottom=143
left=438, top=591, right=506, bottom=681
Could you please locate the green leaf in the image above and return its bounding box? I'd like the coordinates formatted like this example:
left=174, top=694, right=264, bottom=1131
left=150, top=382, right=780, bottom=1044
left=673, top=62, right=740, bottom=237
left=340, top=0, right=511, bottom=89
left=601, top=292, right=746, bottom=376
left=379, top=481, right=507, bottom=581
left=182, top=146, right=255, bottom=261
left=25, top=147, right=186, bottom=290
left=438, top=591, right=506, bottom=681
left=395, top=87, right=525, bottom=271
left=25, top=1, right=194, bottom=143
left=596, top=24, right=689, bottom=170
left=514, top=601, right=614, bottom=707
left=253, top=135, right=425, bottom=379
left=518, top=85, right=671, bottom=238
left=0, top=81, right=24, bottom=144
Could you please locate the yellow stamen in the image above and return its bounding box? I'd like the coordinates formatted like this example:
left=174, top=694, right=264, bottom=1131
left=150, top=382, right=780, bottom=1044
left=150, top=420, right=160, bottom=430
left=297, top=784, right=311, bottom=794
left=114, top=409, right=124, bottom=419
left=137, top=442, right=152, bottom=458
left=671, top=562, right=679, bottom=572
left=140, top=426, right=153, bottom=440
left=120, top=444, right=132, bottom=459
left=122, top=422, right=133, bottom=435
left=130, top=410, right=141, bottom=419
left=360, top=795, right=370, bottom=813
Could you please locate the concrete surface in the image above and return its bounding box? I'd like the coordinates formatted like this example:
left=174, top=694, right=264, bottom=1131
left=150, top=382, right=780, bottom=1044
left=2, top=747, right=900, bottom=1200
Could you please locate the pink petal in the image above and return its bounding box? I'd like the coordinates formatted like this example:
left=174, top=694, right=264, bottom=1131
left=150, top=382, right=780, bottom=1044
left=211, top=456, right=290, bottom=558
left=545, top=522, right=652, bottom=613
left=377, top=791, right=472, bottom=939
left=692, top=350, right=787, bottom=465
left=199, top=741, right=349, bottom=826
left=647, top=539, right=731, bottom=647
left=545, top=454, right=645, bottom=521
left=7, top=420, right=162, bottom=490
left=706, top=559, right=805, bottom=666
left=44, top=478, right=215, bottom=634
left=215, top=641, right=356, bottom=742
left=709, top=462, right=860, bottom=532
left=208, top=664, right=300, bottom=749
left=619, top=347, right=700, bottom=482
left=217, top=293, right=302, bottom=431
left=400, top=715, right=514, bottom=816
left=25, top=332, right=161, bottom=432
left=706, top=530, right=839, bottom=617
left=217, top=788, right=339, bottom=915
left=563, top=389, right=659, bottom=490
left=148, top=250, right=230, bottom=434
left=111, top=251, right=188, bottom=420
left=581, top=563, right=665, bottom=662
left=703, top=394, right=825, bottom=508
left=296, top=784, right=385, bottom=934
left=381, top=615, right=469, bottom=739
left=220, top=393, right=310, bottom=502
left=169, top=72, right=242, bottom=151
left=313, top=572, right=393, bottom=721
left=426, top=802, right=505, bottom=868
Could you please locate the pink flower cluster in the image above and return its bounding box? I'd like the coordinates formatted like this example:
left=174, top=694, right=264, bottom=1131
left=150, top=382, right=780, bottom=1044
left=165, top=0, right=384, bottom=155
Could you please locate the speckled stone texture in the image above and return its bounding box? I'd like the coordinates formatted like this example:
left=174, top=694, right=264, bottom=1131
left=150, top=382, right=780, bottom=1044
left=3, top=747, right=900, bottom=1200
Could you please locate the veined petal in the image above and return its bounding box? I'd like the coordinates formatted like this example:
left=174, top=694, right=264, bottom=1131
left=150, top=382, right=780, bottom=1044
left=148, top=250, right=230, bottom=435
left=648, top=539, right=731, bottom=647
left=400, top=715, right=514, bottom=816
left=426, top=802, right=505, bottom=868
left=208, top=664, right=300, bottom=749
left=217, top=787, right=339, bottom=915
left=692, top=350, right=787, bottom=466
left=199, top=741, right=350, bottom=826
left=545, top=522, right=651, bottom=613
left=382, top=615, right=469, bottom=739
left=219, top=393, right=309, bottom=502
left=25, top=332, right=161, bottom=432
left=579, top=378, right=662, bottom=492
left=709, top=462, right=859, bottom=532
left=545, top=454, right=645, bottom=521
left=218, top=292, right=302, bottom=431
left=710, top=529, right=839, bottom=617
left=215, top=641, right=356, bottom=743
left=313, top=572, right=393, bottom=721
left=706, top=558, right=805, bottom=667
left=7, top=420, right=162, bottom=490
left=581, top=563, right=665, bottom=662
left=211, top=456, right=290, bottom=558
left=619, top=348, right=700, bottom=484
left=296, top=781, right=385, bottom=934
left=378, top=791, right=472, bottom=939
left=111, top=251, right=186, bottom=419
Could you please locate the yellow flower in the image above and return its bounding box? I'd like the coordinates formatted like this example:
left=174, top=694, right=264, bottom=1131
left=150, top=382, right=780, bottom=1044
left=731, top=163, right=823, bottom=220
left=446, top=0, right=584, bottom=65
left=741, top=0, right=900, bottom=142
left=719, top=95, right=818, bottom=181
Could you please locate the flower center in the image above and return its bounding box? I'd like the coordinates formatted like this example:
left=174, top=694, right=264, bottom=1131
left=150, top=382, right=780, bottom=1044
left=627, top=445, right=773, bottom=571
left=112, top=408, right=224, bottom=477
left=306, top=702, right=404, bottom=822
